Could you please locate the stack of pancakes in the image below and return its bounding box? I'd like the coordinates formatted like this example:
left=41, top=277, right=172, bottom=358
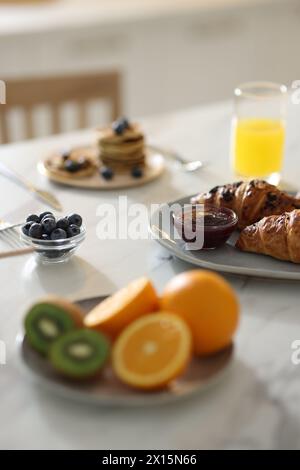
left=98, top=124, right=145, bottom=169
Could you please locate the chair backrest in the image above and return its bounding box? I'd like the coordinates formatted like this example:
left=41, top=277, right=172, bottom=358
left=0, top=71, right=121, bottom=143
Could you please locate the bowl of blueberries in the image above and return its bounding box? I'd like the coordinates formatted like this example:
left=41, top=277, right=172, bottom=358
left=20, top=211, right=86, bottom=264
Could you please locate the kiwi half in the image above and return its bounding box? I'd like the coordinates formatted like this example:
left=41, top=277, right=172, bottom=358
left=24, top=297, right=84, bottom=355
left=49, top=329, right=110, bottom=379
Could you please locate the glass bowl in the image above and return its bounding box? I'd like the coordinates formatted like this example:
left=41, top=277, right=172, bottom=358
left=173, top=205, right=238, bottom=250
left=20, top=225, right=86, bottom=264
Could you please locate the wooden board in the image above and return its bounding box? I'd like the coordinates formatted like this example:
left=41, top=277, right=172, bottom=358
left=38, top=146, right=165, bottom=190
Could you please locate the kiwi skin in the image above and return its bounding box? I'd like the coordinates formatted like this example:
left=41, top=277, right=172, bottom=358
left=24, top=296, right=85, bottom=355
left=49, top=329, right=110, bottom=381
left=32, top=296, right=84, bottom=327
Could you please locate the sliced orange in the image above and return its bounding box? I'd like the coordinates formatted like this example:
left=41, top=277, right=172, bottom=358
left=112, top=312, right=192, bottom=390
left=84, top=277, right=159, bottom=338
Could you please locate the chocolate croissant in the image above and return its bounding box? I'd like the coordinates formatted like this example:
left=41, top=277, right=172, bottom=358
left=191, top=180, right=300, bottom=229
left=236, top=210, right=300, bottom=263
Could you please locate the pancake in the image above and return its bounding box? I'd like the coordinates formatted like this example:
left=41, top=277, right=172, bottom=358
left=46, top=148, right=97, bottom=179
left=98, top=121, right=146, bottom=169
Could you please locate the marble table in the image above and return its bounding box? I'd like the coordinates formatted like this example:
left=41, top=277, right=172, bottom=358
left=1, top=100, right=300, bottom=450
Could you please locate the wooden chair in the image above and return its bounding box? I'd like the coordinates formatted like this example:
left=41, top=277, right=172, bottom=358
left=0, top=71, right=121, bottom=143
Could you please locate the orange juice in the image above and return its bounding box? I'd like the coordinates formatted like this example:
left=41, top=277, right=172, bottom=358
left=233, top=118, right=285, bottom=178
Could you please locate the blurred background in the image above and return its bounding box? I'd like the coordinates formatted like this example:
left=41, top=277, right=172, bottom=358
left=0, top=0, right=299, bottom=142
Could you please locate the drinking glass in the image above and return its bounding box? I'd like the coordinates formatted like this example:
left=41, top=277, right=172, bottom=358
left=232, top=81, right=287, bottom=185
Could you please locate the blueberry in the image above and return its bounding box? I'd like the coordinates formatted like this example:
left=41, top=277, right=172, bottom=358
left=41, top=233, right=50, bottom=240
left=100, top=166, right=114, bottom=180
left=67, top=224, right=81, bottom=238
left=22, top=221, right=34, bottom=236
left=39, top=211, right=53, bottom=221
left=28, top=223, right=43, bottom=239
left=131, top=166, right=143, bottom=178
left=26, top=214, right=40, bottom=223
left=67, top=213, right=82, bottom=227
left=112, top=121, right=123, bottom=135
left=112, top=117, right=130, bottom=135
left=61, top=151, right=70, bottom=162
left=50, top=228, right=67, bottom=240
left=45, top=250, right=61, bottom=259
left=45, top=248, right=70, bottom=259
left=77, top=156, right=89, bottom=169
left=42, top=217, right=56, bottom=234
left=56, top=217, right=69, bottom=230
left=64, top=160, right=81, bottom=173
left=40, top=214, right=56, bottom=224
left=122, top=117, right=130, bottom=128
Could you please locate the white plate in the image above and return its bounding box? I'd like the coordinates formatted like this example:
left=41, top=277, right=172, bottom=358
left=149, top=195, right=300, bottom=280
left=38, top=146, right=165, bottom=190
left=17, top=296, right=234, bottom=407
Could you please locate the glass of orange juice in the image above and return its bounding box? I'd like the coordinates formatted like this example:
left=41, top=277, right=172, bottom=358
left=232, top=81, right=287, bottom=186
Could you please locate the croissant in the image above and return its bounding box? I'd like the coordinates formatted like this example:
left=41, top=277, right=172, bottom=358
left=191, top=180, right=300, bottom=229
left=236, top=210, right=300, bottom=263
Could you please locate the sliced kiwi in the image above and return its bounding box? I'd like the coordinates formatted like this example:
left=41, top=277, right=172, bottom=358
left=24, top=297, right=84, bottom=355
left=49, top=329, right=110, bottom=379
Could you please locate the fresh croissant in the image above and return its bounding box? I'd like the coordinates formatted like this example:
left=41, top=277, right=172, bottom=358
left=191, top=180, right=300, bottom=229
left=236, top=210, right=300, bottom=263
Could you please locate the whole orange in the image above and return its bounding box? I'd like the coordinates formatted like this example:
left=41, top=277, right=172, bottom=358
left=161, top=270, right=239, bottom=355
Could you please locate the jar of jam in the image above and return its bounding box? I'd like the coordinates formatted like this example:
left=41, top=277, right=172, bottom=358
left=173, top=205, right=238, bottom=249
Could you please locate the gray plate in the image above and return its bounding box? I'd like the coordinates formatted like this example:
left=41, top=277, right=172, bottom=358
left=149, top=195, right=300, bottom=280
left=17, top=296, right=234, bottom=407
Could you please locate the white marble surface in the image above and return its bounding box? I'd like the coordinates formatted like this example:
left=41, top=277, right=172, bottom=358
left=1, top=100, right=300, bottom=449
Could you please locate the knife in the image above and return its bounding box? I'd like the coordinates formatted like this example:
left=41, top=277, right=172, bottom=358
left=0, top=161, right=62, bottom=212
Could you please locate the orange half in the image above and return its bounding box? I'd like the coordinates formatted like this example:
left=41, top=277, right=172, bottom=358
left=112, top=312, right=192, bottom=390
left=84, top=277, right=159, bottom=338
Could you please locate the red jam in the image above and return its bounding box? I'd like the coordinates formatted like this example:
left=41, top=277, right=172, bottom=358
left=173, top=205, right=238, bottom=249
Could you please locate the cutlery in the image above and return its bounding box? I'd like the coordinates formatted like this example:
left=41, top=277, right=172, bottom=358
left=0, top=247, right=33, bottom=260
left=0, top=221, right=23, bottom=232
left=148, top=144, right=204, bottom=172
left=0, top=161, right=62, bottom=211
left=0, top=222, right=33, bottom=259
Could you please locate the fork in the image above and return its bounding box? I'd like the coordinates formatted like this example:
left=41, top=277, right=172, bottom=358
left=0, top=222, right=33, bottom=259
left=148, top=144, right=204, bottom=172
